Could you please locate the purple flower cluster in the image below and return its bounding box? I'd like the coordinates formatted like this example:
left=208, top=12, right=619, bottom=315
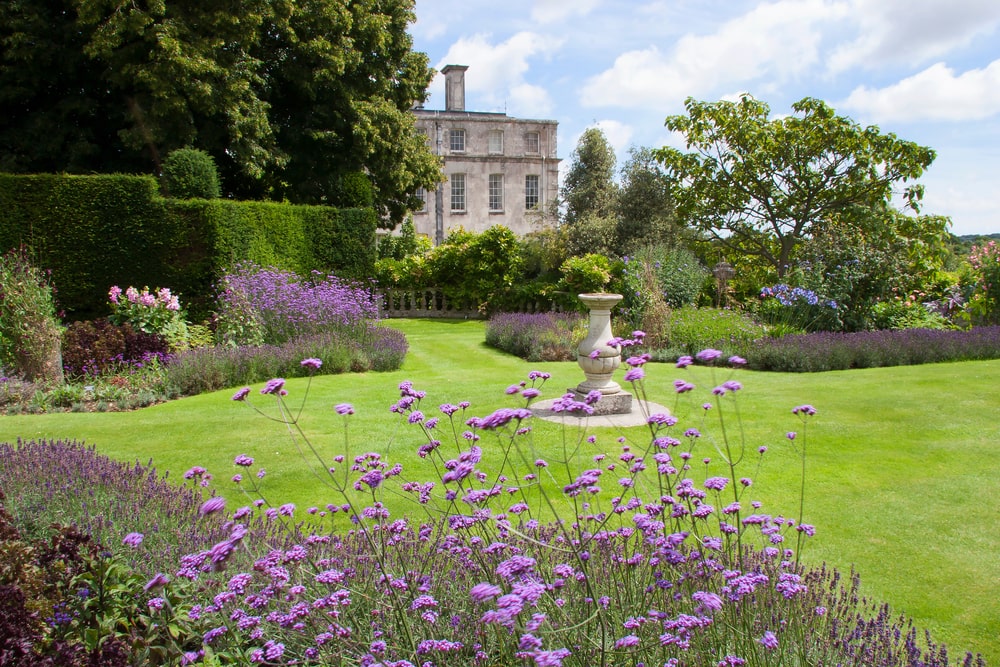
left=216, top=262, right=381, bottom=347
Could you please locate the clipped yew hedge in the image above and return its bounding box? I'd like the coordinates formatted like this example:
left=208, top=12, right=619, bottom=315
left=0, top=174, right=376, bottom=321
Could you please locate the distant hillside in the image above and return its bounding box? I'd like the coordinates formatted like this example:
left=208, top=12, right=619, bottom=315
left=957, top=233, right=1000, bottom=243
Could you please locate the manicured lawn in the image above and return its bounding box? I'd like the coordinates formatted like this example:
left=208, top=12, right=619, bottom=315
left=1, top=318, right=997, bottom=663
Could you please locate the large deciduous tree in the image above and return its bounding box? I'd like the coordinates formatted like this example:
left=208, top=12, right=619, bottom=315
left=654, top=95, right=936, bottom=275
left=0, top=0, right=439, bottom=224
left=616, top=146, right=679, bottom=255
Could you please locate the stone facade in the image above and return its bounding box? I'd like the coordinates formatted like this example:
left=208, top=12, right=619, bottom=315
left=412, top=65, right=560, bottom=243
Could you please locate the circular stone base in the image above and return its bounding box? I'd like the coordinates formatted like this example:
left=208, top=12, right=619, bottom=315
left=530, top=396, right=670, bottom=429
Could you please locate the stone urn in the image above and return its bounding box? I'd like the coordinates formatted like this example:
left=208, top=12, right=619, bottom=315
left=575, top=293, right=624, bottom=395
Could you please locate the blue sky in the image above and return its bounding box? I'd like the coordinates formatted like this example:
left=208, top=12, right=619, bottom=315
left=410, top=0, right=1000, bottom=236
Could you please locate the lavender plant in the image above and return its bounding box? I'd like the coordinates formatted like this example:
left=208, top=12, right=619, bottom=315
left=215, top=262, right=380, bottom=347
left=747, top=326, right=1000, bottom=372
left=79, top=351, right=980, bottom=665
left=485, top=312, right=585, bottom=361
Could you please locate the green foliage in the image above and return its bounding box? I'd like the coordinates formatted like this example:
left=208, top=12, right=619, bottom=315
left=0, top=0, right=439, bottom=222
left=615, top=146, right=679, bottom=254
left=561, top=127, right=618, bottom=225
left=564, top=212, right=618, bottom=259
left=108, top=286, right=189, bottom=351
left=558, top=253, right=612, bottom=295
left=378, top=219, right=430, bottom=261
left=0, top=174, right=376, bottom=321
left=0, top=249, right=64, bottom=383
left=659, top=306, right=768, bottom=358
left=424, top=226, right=523, bottom=313
left=967, top=240, right=1000, bottom=325
left=870, top=300, right=953, bottom=331
left=655, top=95, right=936, bottom=276
left=160, top=148, right=221, bottom=199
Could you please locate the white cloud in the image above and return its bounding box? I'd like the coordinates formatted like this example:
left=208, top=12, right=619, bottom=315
left=592, top=120, right=633, bottom=155
left=841, top=60, right=1000, bottom=122
left=531, top=0, right=602, bottom=25
left=426, top=32, right=563, bottom=116
left=828, top=0, right=1000, bottom=73
left=579, top=0, right=846, bottom=110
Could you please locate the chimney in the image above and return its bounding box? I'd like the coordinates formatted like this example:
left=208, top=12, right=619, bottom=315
left=442, top=64, right=469, bottom=112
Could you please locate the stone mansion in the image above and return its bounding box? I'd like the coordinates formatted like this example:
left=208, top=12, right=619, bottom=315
left=411, top=65, right=560, bottom=243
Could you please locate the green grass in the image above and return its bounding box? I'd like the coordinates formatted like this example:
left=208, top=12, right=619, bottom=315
left=1, top=318, right=998, bottom=663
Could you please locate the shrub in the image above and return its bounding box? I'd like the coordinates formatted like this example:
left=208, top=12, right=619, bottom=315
left=558, top=253, right=612, bottom=296
left=485, top=312, right=584, bottom=361
left=108, top=285, right=190, bottom=351
left=967, top=240, right=1000, bottom=325
left=31, top=353, right=977, bottom=665
left=164, top=325, right=407, bottom=395
left=62, top=319, right=170, bottom=378
left=756, top=284, right=840, bottom=334
left=747, top=326, right=1000, bottom=372
left=215, top=263, right=380, bottom=347
left=0, top=248, right=64, bottom=384
left=659, top=306, right=768, bottom=359
left=160, top=147, right=222, bottom=199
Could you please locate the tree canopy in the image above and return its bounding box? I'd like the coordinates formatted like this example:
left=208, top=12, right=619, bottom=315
left=654, top=95, right=936, bottom=274
left=0, top=0, right=440, bottom=224
left=561, top=127, right=618, bottom=226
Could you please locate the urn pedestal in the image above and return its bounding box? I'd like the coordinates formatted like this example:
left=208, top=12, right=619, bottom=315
left=572, top=293, right=633, bottom=415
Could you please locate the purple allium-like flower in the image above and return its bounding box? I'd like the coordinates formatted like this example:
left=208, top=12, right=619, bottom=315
left=696, top=348, right=722, bottom=363
left=728, top=355, right=747, bottom=365
left=692, top=590, right=723, bottom=612
left=758, top=445, right=768, bottom=454
left=704, top=476, right=729, bottom=491
left=148, top=597, right=165, bottom=610
left=199, top=496, right=226, bottom=516
left=792, top=404, right=817, bottom=416
left=144, top=572, right=169, bottom=591
left=623, top=367, right=644, bottom=382
left=234, top=454, right=254, bottom=467
left=300, top=358, right=322, bottom=370
left=676, top=355, right=694, bottom=368
left=470, top=582, right=502, bottom=602
left=260, top=378, right=285, bottom=395
left=588, top=349, right=600, bottom=359
left=759, top=631, right=779, bottom=650
left=123, top=532, right=144, bottom=547
left=522, top=388, right=541, bottom=400
left=585, top=390, right=602, bottom=405
left=231, top=387, right=251, bottom=401
left=278, top=503, right=295, bottom=516
left=722, top=380, right=742, bottom=392
left=408, top=410, right=425, bottom=424
left=203, top=626, right=228, bottom=644
left=786, top=431, right=797, bottom=440
left=335, top=403, right=354, bottom=415
left=614, top=634, right=641, bottom=649
left=674, top=380, right=695, bottom=393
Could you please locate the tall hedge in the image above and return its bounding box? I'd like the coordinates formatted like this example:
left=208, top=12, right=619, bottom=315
left=0, top=174, right=376, bottom=321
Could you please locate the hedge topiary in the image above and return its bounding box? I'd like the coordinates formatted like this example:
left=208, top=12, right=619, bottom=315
left=160, top=148, right=221, bottom=200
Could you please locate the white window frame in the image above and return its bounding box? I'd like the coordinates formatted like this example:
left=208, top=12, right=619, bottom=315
left=449, top=129, right=466, bottom=153
left=489, top=174, right=504, bottom=212
left=450, top=173, right=466, bottom=212
left=525, top=131, right=540, bottom=154
left=525, top=174, right=540, bottom=210
left=488, top=130, right=504, bottom=155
